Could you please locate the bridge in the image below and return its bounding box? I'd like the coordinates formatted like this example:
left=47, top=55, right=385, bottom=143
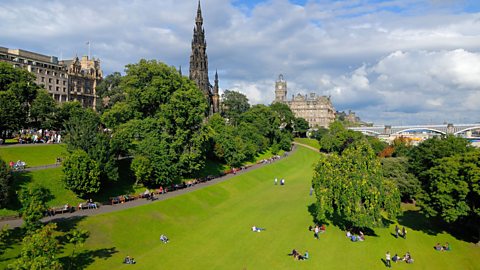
left=348, top=123, right=480, bottom=137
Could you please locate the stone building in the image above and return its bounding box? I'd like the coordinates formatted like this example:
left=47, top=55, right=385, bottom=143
left=61, top=56, right=102, bottom=108
left=189, top=1, right=220, bottom=115
left=274, top=74, right=335, bottom=128
left=0, top=46, right=101, bottom=109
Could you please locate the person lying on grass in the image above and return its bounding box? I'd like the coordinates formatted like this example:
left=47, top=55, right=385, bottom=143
left=251, top=226, right=265, bottom=232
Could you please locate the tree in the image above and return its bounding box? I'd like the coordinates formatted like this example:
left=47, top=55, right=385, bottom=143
left=0, top=159, right=12, bottom=207
left=51, top=101, right=83, bottom=131
left=270, top=102, right=295, bottom=131
left=421, top=150, right=480, bottom=240
left=18, top=186, right=51, bottom=232
left=29, top=90, right=56, bottom=130
left=318, top=121, right=363, bottom=154
left=312, top=140, right=401, bottom=229
left=381, top=157, right=421, bottom=202
left=66, top=229, right=88, bottom=269
left=131, top=155, right=155, bottom=185
left=62, top=150, right=101, bottom=197
left=95, top=72, right=125, bottom=112
left=294, top=117, right=309, bottom=137
left=64, top=108, right=118, bottom=184
left=0, top=91, right=22, bottom=139
left=408, top=135, right=472, bottom=185
left=10, top=223, right=62, bottom=270
left=221, top=89, right=250, bottom=125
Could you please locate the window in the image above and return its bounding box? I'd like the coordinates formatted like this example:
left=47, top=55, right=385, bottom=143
left=56, top=86, right=59, bottom=91
left=41, top=77, right=45, bottom=82
left=56, top=79, right=59, bottom=84
left=48, top=78, right=52, bottom=83
left=63, top=87, right=66, bottom=92
left=48, top=85, right=52, bottom=90
left=63, top=80, right=66, bottom=85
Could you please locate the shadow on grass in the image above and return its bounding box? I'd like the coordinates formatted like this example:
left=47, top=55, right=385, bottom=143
left=307, top=202, right=383, bottom=237
left=60, top=247, right=118, bottom=270
left=193, top=159, right=227, bottom=179
left=0, top=227, right=25, bottom=257
left=398, top=208, right=479, bottom=243
left=92, top=159, right=137, bottom=203
left=5, top=171, right=34, bottom=211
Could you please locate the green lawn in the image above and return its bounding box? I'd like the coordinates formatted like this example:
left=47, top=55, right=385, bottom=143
left=1, top=146, right=479, bottom=269
left=294, top=137, right=320, bottom=149
left=0, top=167, right=83, bottom=218
left=3, top=145, right=479, bottom=269
left=0, top=144, right=66, bottom=167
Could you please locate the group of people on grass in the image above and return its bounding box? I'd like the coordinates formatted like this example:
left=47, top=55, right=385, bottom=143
left=346, top=230, right=365, bottom=242
left=386, top=251, right=414, bottom=267
left=434, top=242, right=451, bottom=251
left=160, top=234, right=169, bottom=243
left=290, top=249, right=309, bottom=260
left=123, top=256, right=136, bottom=264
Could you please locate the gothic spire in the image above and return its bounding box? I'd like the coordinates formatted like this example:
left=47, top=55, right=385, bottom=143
left=196, top=0, right=203, bottom=25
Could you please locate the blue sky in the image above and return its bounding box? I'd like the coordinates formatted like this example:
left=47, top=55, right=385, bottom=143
left=1, top=0, right=480, bottom=125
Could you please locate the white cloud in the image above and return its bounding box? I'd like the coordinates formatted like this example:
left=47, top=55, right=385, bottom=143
left=1, top=0, right=479, bottom=124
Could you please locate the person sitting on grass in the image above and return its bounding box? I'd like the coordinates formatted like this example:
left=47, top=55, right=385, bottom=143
left=392, top=254, right=400, bottom=263
left=290, top=249, right=300, bottom=260
left=403, top=252, right=414, bottom=263
left=303, top=250, right=309, bottom=260
left=434, top=243, right=443, bottom=251
left=123, top=256, right=136, bottom=264
left=443, top=242, right=451, bottom=251
left=320, top=224, right=326, bottom=233
left=160, top=234, right=169, bottom=243
left=359, top=231, right=365, bottom=241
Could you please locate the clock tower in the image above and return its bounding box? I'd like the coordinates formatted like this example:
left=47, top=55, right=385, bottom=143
left=274, top=74, right=287, bottom=103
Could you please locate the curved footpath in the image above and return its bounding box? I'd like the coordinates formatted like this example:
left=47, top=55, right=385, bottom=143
left=0, top=144, right=314, bottom=229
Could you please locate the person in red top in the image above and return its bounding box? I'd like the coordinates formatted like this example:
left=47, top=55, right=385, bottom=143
left=9, top=161, right=14, bottom=168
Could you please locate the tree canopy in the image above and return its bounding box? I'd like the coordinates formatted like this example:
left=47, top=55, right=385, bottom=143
left=312, top=140, right=400, bottom=229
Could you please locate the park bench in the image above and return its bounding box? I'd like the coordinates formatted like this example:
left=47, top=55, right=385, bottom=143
left=47, top=205, right=74, bottom=216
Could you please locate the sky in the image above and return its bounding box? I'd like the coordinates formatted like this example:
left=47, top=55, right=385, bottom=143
left=1, top=0, right=480, bottom=125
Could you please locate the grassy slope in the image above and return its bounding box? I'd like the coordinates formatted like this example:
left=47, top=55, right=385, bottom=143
left=44, top=147, right=480, bottom=269
left=294, top=138, right=320, bottom=149
left=1, top=146, right=479, bottom=269
left=0, top=144, right=66, bottom=167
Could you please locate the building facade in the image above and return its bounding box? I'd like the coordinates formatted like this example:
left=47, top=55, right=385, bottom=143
left=189, top=1, right=220, bottom=115
left=0, top=46, right=101, bottom=109
left=274, top=74, right=335, bottom=128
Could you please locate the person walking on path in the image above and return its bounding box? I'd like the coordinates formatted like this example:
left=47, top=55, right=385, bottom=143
left=386, top=251, right=391, bottom=268
left=309, top=186, right=313, bottom=196
left=395, top=225, right=399, bottom=238
left=402, top=227, right=407, bottom=239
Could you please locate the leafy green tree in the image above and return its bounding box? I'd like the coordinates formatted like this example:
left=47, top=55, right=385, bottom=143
left=0, top=225, right=9, bottom=254
left=19, top=186, right=51, bottom=232
left=131, top=155, right=155, bottom=185
left=381, top=157, right=421, bottom=201
left=101, top=102, right=136, bottom=129
left=64, top=109, right=118, bottom=184
left=366, top=136, right=388, bottom=156
left=66, top=229, right=89, bottom=269
left=51, top=101, right=83, bottom=131
left=0, top=159, right=12, bottom=207
left=319, top=121, right=363, bottom=154
left=312, top=140, right=401, bottom=228
left=408, top=135, right=472, bottom=185
left=0, top=62, right=39, bottom=123
left=421, top=150, right=480, bottom=229
left=96, top=72, right=125, bottom=112
left=10, top=223, right=62, bottom=270
left=30, top=90, right=56, bottom=130
left=294, top=117, right=309, bottom=137
left=221, top=89, right=250, bottom=125
left=270, top=102, right=295, bottom=131
left=0, top=91, right=22, bottom=139
left=122, top=59, right=188, bottom=118
left=63, top=150, right=101, bottom=197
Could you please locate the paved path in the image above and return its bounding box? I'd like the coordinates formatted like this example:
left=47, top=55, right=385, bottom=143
left=0, top=146, right=297, bottom=229
left=292, top=141, right=320, bottom=152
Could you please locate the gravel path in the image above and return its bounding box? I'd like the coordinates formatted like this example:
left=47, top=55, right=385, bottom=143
left=0, top=145, right=298, bottom=229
